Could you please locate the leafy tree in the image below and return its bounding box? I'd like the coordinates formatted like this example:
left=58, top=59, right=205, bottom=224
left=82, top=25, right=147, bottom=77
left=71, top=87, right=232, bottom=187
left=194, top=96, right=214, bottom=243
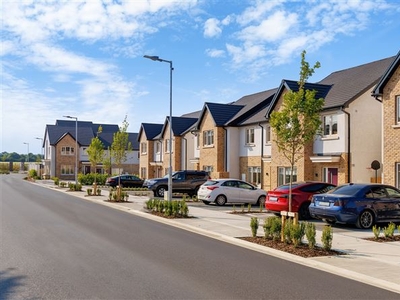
left=102, top=146, right=112, bottom=176
left=269, top=50, right=324, bottom=212
left=111, top=116, right=132, bottom=200
left=87, top=126, right=105, bottom=194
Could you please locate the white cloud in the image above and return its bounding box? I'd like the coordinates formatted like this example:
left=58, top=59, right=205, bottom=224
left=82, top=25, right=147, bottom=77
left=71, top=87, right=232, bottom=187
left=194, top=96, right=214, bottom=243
left=204, top=18, right=222, bottom=38
left=205, top=48, right=225, bottom=58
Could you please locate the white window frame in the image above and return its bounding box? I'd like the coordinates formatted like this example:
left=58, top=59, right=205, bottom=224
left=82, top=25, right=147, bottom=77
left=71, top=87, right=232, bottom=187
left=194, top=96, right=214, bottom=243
left=196, top=134, right=200, bottom=149
left=396, top=95, right=400, bottom=124
left=203, top=165, right=213, bottom=173
left=245, top=128, right=255, bottom=145
left=140, top=142, right=147, bottom=154
left=278, top=167, right=297, bottom=186
left=203, top=130, right=214, bottom=146
left=155, top=142, right=161, bottom=154
left=396, top=163, right=400, bottom=189
left=61, top=146, right=74, bottom=155
left=322, top=114, right=338, bottom=137
left=61, top=165, right=74, bottom=175
left=165, top=139, right=172, bottom=153
left=248, top=166, right=261, bottom=186
left=265, top=125, right=271, bottom=144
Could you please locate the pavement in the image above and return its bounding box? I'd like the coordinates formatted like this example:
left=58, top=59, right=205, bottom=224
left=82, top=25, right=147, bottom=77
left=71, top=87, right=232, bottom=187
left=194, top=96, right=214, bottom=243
left=34, top=180, right=400, bottom=294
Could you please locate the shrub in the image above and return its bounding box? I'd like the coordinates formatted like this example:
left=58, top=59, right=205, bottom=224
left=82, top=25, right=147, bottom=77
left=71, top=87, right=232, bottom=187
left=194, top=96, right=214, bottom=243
left=28, top=169, right=38, bottom=179
left=144, top=199, right=190, bottom=218
left=96, top=188, right=101, bottom=196
left=383, top=222, right=396, bottom=238
left=290, top=222, right=305, bottom=248
left=247, top=203, right=252, bottom=212
left=305, top=222, right=316, bottom=249
left=87, top=188, right=93, bottom=195
left=372, top=225, right=381, bottom=240
left=78, top=173, right=108, bottom=186
left=68, top=183, right=82, bottom=191
left=52, top=177, right=60, bottom=186
left=250, top=217, right=259, bottom=237
left=263, top=216, right=281, bottom=240
left=321, top=225, right=333, bottom=251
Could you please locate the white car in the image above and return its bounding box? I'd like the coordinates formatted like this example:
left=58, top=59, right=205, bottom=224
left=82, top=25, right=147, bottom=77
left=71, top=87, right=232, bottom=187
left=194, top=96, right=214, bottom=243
left=197, top=179, right=266, bottom=206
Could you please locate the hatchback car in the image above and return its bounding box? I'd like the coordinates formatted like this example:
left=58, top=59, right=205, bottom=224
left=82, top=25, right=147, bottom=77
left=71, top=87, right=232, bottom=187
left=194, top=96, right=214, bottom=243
left=265, top=182, right=336, bottom=220
left=105, top=174, right=144, bottom=188
left=309, top=183, right=400, bottom=229
left=197, top=179, right=267, bottom=206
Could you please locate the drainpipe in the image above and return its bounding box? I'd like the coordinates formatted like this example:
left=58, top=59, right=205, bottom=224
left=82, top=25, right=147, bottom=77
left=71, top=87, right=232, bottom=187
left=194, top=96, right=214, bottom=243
left=182, top=137, right=187, bottom=170
left=258, top=123, right=264, bottom=188
left=341, top=108, right=351, bottom=183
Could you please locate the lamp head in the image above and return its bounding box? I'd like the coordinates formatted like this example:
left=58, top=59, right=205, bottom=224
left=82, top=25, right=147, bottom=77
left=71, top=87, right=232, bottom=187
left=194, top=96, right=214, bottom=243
left=143, top=55, right=160, bottom=61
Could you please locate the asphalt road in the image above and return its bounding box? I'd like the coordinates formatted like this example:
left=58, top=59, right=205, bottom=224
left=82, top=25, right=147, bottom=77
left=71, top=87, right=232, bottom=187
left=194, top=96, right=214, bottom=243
left=1, top=174, right=399, bottom=299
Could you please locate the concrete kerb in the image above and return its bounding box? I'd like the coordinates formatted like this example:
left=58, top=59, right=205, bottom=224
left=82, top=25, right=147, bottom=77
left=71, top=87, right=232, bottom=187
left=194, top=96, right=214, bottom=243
left=32, top=180, right=400, bottom=294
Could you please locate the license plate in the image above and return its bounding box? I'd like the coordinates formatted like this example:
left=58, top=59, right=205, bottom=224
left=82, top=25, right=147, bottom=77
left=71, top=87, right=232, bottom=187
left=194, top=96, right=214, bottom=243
left=269, top=196, right=278, bottom=201
left=318, top=201, right=330, bottom=207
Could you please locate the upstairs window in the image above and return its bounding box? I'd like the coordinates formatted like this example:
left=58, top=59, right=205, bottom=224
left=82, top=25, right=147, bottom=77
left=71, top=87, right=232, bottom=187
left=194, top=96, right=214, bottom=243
left=278, top=167, right=297, bottom=186
left=396, top=95, right=400, bottom=124
left=61, top=146, right=74, bottom=155
left=265, top=125, right=271, bottom=144
left=165, top=139, right=172, bottom=153
left=155, top=142, right=161, bottom=153
left=245, top=128, right=255, bottom=145
left=140, top=142, right=147, bottom=154
left=203, top=130, right=214, bottom=146
left=323, top=114, right=338, bottom=136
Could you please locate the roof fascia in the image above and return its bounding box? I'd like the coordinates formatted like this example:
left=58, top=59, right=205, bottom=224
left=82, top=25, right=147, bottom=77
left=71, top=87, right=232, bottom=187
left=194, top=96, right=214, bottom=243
left=372, top=50, right=400, bottom=97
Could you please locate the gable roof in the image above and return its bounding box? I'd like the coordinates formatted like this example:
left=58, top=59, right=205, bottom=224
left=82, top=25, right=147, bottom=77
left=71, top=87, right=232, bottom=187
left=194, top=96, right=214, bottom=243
left=158, top=116, right=198, bottom=139
left=45, top=120, right=137, bottom=149
left=372, top=50, right=400, bottom=97
left=265, top=80, right=332, bottom=118
left=138, top=123, right=163, bottom=141
left=318, top=56, right=395, bottom=109
left=194, top=102, right=245, bottom=129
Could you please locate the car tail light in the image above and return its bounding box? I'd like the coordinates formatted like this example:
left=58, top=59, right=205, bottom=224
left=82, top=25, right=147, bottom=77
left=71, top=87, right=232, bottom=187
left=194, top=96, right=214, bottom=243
left=207, top=186, right=219, bottom=191
left=333, top=199, right=343, bottom=207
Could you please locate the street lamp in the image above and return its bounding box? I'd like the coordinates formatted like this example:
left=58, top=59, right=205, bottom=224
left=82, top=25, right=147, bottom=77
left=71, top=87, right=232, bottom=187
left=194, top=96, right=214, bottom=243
left=23, top=142, right=29, bottom=171
left=144, top=55, right=173, bottom=201
left=63, top=115, right=78, bottom=185
left=35, top=137, right=44, bottom=177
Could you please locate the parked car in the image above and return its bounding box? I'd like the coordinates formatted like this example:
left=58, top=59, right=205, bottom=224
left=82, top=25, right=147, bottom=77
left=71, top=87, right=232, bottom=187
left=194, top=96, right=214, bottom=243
left=143, top=170, right=210, bottom=197
left=309, top=183, right=400, bottom=229
left=105, top=174, right=144, bottom=188
left=265, top=182, right=336, bottom=220
left=197, top=179, right=267, bottom=206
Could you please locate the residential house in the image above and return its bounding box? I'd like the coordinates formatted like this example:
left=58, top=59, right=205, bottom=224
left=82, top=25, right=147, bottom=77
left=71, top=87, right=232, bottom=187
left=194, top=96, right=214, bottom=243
left=372, top=50, right=400, bottom=188
left=43, top=120, right=139, bottom=180
left=138, top=116, right=197, bottom=179
left=264, top=56, right=395, bottom=189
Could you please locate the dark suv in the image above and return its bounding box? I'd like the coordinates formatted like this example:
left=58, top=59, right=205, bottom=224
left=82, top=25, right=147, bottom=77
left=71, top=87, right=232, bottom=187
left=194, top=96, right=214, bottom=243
left=143, top=170, right=210, bottom=197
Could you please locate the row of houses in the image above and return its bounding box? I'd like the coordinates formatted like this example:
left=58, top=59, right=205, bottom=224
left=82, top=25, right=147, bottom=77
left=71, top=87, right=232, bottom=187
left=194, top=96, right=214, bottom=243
left=41, top=50, right=400, bottom=191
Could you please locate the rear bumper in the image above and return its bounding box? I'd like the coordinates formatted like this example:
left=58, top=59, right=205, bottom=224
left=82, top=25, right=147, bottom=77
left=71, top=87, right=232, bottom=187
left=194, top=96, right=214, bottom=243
left=309, top=207, right=358, bottom=224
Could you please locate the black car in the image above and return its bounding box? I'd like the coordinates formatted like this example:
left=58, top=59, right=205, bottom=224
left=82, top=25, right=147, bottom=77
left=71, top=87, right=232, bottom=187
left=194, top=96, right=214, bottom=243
left=105, top=174, right=144, bottom=188
left=143, top=170, right=210, bottom=197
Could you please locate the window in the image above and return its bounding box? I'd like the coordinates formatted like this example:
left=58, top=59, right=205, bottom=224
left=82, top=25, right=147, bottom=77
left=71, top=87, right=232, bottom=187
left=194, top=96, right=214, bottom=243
left=245, top=128, right=255, bottom=145
left=61, top=146, right=74, bottom=155
left=196, top=134, right=200, bottom=149
left=396, top=163, right=400, bottom=189
left=140, top=142, right=147, bottom=154
left=203, top=165, right=213, bottom=173
left=396, top=96, right=400, bottom=124
left=140, top=167, right=146, bottom=179
left=61, top=165, right=74, bottom=175
left=165, top=139, right=172, bottom=153
left=278, top=167, right=297, bottom=186
left=203, top=130, right=214, bottom=146
left=323, top=114, right=338, bottom=136
left=265, top=125, right=271, bottom=144
left=155, top=142, right=161, bottom=153
left=248, top=166, right=261, bottom=186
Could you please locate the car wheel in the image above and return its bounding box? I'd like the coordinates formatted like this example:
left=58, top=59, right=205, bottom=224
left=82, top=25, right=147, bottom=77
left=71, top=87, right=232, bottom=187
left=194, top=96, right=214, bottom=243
left=256, top=195, right=266, bottom=207
left=215, top=195, right=227, bottom=206
left=298, top=202, right=311, bottom=220
left=202, top=200, right=210, bottom=205
left=156, top=186, right=166, bottom=198
left=356, top=210, right=375, bottom=229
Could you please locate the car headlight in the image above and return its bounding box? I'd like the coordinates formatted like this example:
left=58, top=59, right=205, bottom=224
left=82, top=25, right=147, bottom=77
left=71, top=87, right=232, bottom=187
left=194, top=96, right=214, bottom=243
left=144, top=180, right=157, bottom=186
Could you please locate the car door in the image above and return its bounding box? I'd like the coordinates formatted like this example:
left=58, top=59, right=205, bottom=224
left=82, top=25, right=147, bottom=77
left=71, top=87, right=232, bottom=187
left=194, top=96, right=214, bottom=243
left=172, top=172, right=186, bottom=192
left=220, top=180, right=240, bottom=203
left=385, top=187, right=400, bottom=220
left=368, top=186, right=396, bottom=221
left=237, top=181, right=257, bottom=203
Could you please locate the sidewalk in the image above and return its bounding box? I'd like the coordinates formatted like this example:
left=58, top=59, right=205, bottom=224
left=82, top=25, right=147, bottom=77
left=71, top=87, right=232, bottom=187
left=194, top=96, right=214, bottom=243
left=37, top=181, right=400, bottom=294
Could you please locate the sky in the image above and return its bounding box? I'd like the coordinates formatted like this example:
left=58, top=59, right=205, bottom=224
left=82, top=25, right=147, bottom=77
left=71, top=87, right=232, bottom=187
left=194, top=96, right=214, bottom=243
left=2, top=0, right=400, bottom=155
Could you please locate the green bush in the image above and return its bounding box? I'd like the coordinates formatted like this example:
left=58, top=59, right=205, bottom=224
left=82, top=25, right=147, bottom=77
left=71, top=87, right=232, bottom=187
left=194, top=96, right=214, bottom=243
left=383, top=222, right=396, bottom=238
left=52, top=177, right=60, bottom=186
left=28, top=169, right=38, bottom=179
left=305, top=222, right=316, bottom=249
left=87, top=188, right=93, bottom=195
left=321, top=225, right=333, bottom=251
left=144, top=199, right=189, bottom=218
left=68, top=183, right=82, bottom=191
left=250, top=217, right=259, bottom=237
left=263, top=216, right=281, bottom=240
left=78, top=173, right=108, bottom=186
left=372, top=225, right=381, bottom=240
left=290, top=222, right=305, bottom=248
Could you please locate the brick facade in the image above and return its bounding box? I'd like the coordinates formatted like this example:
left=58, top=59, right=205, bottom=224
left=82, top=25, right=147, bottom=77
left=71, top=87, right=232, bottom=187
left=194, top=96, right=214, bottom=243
left=382, top=64, right=400, bottom=186
left=55, top=134, right=78, bottom=180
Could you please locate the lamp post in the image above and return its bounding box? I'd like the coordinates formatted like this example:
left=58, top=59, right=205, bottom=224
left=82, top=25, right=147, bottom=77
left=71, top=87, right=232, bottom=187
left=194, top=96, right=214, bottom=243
left=23, top=142, right=29, bottom=171
left=63, top=115, right=78, bottom=185
left=35, top=137, right=44, bottom=177
left=144, top=55, right=173, bottom=201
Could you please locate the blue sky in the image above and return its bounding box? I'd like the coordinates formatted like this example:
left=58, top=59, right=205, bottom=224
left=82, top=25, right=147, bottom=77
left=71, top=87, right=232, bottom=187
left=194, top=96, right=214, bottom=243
left=2, top=0, right=400, bottom=154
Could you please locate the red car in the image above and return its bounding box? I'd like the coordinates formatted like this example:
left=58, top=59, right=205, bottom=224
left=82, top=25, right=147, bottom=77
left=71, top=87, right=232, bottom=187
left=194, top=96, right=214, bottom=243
left=265, top=182, right=336, bottom=220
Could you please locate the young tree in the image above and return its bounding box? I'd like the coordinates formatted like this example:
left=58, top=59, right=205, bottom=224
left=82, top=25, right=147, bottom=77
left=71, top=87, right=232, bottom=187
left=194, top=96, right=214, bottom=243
left=111, top=116, right=132, bottom=200
left=87, top=126, right=105, bottom=194
left=102, top=146, right=112, bottom=176
left=269, top=50, right=324, bottom=213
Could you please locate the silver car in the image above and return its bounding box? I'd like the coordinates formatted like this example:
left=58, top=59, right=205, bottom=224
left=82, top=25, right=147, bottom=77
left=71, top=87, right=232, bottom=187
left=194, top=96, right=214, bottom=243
left=197, top=179, right=266, bottom=206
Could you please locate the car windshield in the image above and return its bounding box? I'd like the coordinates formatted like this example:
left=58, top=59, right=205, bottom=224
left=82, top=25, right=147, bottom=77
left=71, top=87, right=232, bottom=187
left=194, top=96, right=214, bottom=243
left=275, top=182, right=304, bottom=191
left=329, top=185, right=362, bottom=196
left=203, top=180, right=218, bottom=186
left=162, top=172, right=178, bottom=179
